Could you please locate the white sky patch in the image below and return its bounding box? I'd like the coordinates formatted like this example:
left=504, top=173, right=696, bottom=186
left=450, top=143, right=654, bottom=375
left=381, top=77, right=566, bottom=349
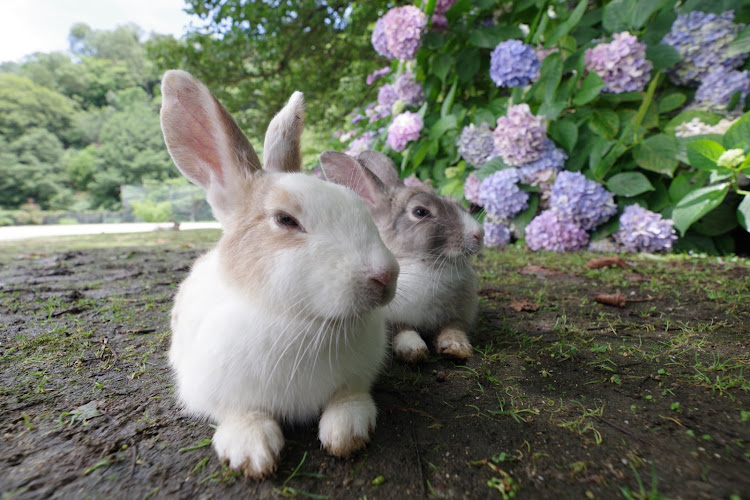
left=1, top=0, right=197, bottom=63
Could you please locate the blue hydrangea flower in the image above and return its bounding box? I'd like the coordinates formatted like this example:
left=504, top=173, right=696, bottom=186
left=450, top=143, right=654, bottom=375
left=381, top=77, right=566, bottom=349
left=518, top=141, right=567, bottom=181
left=484, top=220, right=511, bottom=247
left=382, top=6, right=427, bottom=61
left=458, top=123, right=496, bottom=168
left=493, top=104, right=548, bottom=166
left=394, top=73, right=425, bottom=107
left=387, top=111, right=423, bottom=152
left=525, top=210, right=589, bottom=252
left=613, top=204, right=677, bottom=253
left=584, top=32, right=653, bottom=93
left=478, top=168, right=529, bottom=220
left=550, top=171, right=617, bottom=231
left=661, top=10, right=747, bottom=86
left=489, top=40, right=541, bottom=88
left=694, top=68, right=750, bottom=113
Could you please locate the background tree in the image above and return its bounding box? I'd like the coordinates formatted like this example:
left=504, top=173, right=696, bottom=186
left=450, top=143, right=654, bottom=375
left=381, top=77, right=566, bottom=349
left=0, top=24, right=176, bottom=211
left=147, top=0, right=392, bottom=138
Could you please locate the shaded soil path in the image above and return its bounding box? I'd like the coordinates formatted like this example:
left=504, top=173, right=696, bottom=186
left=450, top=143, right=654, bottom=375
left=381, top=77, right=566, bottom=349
left=1, top=230, right=748, bottom=499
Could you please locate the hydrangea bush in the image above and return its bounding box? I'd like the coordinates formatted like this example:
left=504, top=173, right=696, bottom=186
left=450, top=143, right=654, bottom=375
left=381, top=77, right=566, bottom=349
left=335, top=0, right=750, bottom=255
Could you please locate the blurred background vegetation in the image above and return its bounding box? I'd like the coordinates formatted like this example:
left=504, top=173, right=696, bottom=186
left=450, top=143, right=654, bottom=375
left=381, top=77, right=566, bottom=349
left=0, top=1, right=389, bottom=222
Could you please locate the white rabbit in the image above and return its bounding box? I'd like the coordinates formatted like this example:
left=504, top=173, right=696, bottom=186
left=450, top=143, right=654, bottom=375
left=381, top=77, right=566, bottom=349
left=161, top=70, right=399, bottom=478
left=320, top=150, right=483, bottom=363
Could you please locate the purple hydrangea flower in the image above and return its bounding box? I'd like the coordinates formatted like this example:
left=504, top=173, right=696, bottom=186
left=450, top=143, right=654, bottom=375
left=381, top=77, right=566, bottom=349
left=431, top=13, right=449, bottom=31
left=525, top=210, right=590, bottom=252
left=550, top=171, right=617, bottom=231
left=387, top=111, right=423, bottom=152
left=344, top=131, right=377, bottom=157
left=464, top=172, right=482, bottom=205
left=382, top=6, right=428, bottom=61
left=694, top=68, right=750, bottom=112
left=372, top=18, right=394, bottom=59
left=484, top=220, right=511, bottom=247
left=613, top=204, right=677, bottom=253
left=404, top=174, right=428, bottom=188
left=661, top=10, right=748, bottom=86
left=493, top=104, right=548, bottom=166
left=394, top=73, right=425, bottom=107
left=489, top=40, right=541, bottom=88
left=378, top=84, right=399, bottom=110
left=458, top=123, right=496, bottom=168
left=584, top=32, right=653, bottom=93
left=518, top=140, right=567, bottom=181
left=434, top=0, right=456, bottom=15
left=366, top=66, right=391, bottom=85
left=478, top=168, right=529, bottom=220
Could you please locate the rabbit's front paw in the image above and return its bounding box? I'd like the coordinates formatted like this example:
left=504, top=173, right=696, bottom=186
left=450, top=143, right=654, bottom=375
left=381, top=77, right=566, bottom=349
left=319, top=390, right=376, bottom=457
left=213, top=413, right=284, bottom=479
left=393, top=329, right=429, bottom=363
left=435, top=328, right=473, bottom=359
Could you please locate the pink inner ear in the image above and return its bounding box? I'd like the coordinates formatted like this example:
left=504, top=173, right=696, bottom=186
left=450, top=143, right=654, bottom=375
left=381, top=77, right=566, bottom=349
left=172, top=86, right=225, bottom=187
left=320, top=153, right=383, bottom=209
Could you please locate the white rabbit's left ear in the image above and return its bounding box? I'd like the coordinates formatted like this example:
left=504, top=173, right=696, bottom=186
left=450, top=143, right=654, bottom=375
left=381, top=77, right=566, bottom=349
left=160, top=69, right=262, bottom=222
left=264, top=91, right=305, bottom=173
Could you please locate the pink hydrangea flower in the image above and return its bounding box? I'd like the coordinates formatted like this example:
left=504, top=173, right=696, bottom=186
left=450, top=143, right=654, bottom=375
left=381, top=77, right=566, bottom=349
left=382, top=6, right=428, bottom=60
left=387, top=111, right=423, bottom=152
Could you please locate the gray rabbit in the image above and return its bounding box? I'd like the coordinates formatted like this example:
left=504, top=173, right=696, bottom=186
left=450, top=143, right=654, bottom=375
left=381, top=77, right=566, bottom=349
left=320, top=150, right=483, bottom=362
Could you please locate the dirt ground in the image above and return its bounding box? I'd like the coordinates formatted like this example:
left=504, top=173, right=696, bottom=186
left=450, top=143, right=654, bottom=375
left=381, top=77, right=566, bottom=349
left=1, top=230, right=748, bottom=499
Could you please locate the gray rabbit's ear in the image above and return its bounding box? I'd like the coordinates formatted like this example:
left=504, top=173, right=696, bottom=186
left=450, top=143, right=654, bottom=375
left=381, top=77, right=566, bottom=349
left=357, top=150, right=403, bottom=187
left=263, top=91, right=305, bottom=173
left=319, top=151, right=389, bottom=211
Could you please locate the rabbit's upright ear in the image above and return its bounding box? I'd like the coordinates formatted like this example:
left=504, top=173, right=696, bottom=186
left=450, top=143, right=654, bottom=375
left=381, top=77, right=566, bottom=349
left=160, top=70, right=262, bottom=219
left=357, top=150, right=403, bottom=188
left=319, top=151, right=389, bottom=215
left=263, top=92, right=305, bottom=172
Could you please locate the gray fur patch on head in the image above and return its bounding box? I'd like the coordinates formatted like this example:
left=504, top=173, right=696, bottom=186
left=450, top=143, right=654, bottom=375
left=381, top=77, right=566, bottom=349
left=381, top=187, right=467, bottom=261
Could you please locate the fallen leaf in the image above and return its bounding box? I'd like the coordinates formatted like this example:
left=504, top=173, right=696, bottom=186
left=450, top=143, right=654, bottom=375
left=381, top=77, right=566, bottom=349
left=585, top=257, right=628, bottom=269
left=624, top=273, right=649, bottom=283
left=594, top=292, right=626, bottom=308
left=509, top=299, right=540, bottom=312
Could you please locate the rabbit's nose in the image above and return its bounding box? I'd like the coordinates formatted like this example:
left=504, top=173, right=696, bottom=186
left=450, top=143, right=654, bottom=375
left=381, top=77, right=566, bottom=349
left=369, top=270, right=396, bottom=288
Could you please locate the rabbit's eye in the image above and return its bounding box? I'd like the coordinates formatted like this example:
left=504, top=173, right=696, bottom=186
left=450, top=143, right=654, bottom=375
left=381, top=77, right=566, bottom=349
left=274, top=212, right=303, bottom=231
left=412, top=206, right=431, bottom=219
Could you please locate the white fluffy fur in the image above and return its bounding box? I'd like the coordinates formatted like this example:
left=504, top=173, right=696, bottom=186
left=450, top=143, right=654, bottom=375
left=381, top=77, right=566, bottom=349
left=170, top=249, right=388, bottom=422
left=386, top=257, right=478, bottom=333
left=162, top=71, right=398, bottom=478
left=392, top=329, right=429, bottom=363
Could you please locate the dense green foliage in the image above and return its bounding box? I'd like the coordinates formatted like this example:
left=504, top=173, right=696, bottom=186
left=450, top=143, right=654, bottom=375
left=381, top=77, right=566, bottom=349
left=0, top=24, right=174, bottom=211
left=337, top=0, right=750, bottom=254
left=146, top=0, right=392, bottom=138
